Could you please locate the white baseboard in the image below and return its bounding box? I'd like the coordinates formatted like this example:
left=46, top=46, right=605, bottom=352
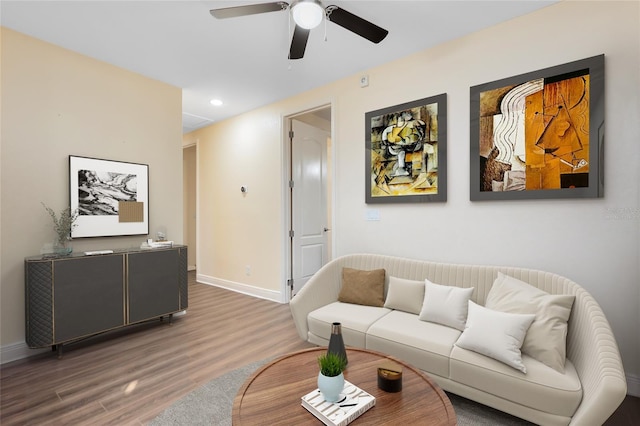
left=1, top=341, right=48, bottom=365
left=196, top=273, right=284, bottom=303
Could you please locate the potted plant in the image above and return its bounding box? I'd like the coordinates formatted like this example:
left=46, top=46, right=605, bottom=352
left=317, top=351, right=347, bottom=402
left=42, top=203, right=78, bottom=255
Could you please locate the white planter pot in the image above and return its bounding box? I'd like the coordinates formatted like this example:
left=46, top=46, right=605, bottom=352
left=317, top=371, right=345, bottom=403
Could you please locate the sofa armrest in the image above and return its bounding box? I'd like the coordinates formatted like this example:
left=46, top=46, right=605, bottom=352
left=290, top=259, right=344, bottom=340
left=567, top=288, right=627, bottom=425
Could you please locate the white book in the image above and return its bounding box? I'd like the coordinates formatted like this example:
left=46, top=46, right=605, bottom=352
left=301, top=380, right=376, bottom=426
left=148, top=241, right=174, bottom=248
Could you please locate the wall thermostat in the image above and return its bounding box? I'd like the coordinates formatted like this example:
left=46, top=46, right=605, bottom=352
left=240, top=185, right=248, bottom=193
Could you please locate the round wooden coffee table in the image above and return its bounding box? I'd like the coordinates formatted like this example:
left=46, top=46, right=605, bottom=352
left=232, top=347, right=456, bottom=425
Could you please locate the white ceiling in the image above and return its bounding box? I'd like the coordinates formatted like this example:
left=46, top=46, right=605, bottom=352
left=1, top=0, right=558, bottom=134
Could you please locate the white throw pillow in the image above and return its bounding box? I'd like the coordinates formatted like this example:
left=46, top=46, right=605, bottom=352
left=383, top=276, right=425, bottom=315
left=485, top=272, right=575, bottom=372
left=455, top=301, right=535, bottom=373
left=418, top=279, right=474, bottom=330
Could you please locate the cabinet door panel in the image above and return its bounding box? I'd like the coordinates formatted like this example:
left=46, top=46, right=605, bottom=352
left=25, top=261, right=54, bottom=347
left=54, top=255, right=125, bottom=342
left=128, top=250, right=180, bottom=323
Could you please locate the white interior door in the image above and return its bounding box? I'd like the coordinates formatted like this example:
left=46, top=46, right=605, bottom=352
left=291, top=118, right=329, bottom=296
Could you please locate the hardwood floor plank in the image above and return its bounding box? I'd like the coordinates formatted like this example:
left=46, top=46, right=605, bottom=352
left=0, top=272, right=312, bottom=425
left=94, top=376, right=196, bottom=425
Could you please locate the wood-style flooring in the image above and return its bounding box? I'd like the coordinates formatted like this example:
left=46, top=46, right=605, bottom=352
left=0, top=272, right=313, bottom=425
left=1, top=272, right=638, bottom=425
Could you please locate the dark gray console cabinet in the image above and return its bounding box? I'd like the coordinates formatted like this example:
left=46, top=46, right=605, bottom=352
left=25, top=246, right=187, bottom=352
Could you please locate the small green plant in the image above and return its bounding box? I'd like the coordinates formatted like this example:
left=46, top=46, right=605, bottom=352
left=42, top=202, right=78, bottom=244
left=317, top=352, right=347, bottom=377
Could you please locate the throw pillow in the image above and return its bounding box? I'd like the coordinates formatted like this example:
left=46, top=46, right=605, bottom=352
left=455, top=301, right=535, bottom=373
left=383, top=276, right=425, bottom=314
left=338, top=267, right=385, bottom=307
left=418, top=279, right=474, bottom=330
left=485, top=272, right=575, bottom=372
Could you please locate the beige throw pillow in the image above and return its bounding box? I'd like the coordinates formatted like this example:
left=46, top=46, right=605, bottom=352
left=338, top=267, right=385, bottom=307
left=485, top=272, right=575, bottom=372
left=383, top=276, right=425, bottom=314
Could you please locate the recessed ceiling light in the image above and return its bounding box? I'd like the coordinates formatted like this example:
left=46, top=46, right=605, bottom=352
left=210, top=99, right=223, bottom=106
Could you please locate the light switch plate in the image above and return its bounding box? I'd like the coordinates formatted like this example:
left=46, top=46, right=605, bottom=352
left=366, top=209, right=380, bottom=221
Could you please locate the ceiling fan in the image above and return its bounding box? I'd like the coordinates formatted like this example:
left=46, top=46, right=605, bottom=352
left=209, top=0, right=389, bottom=59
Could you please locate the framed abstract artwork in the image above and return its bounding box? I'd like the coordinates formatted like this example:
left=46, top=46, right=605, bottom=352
left=365, top=94, right=447, bottom=203
left=470, top=54, right=604, bottom=201
left=69, top=155, right=149, bottom=238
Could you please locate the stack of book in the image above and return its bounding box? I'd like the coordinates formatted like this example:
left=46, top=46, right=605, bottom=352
left=148, top=240, right=173, bottom=248
left=301, top=380, right=375, bottom=426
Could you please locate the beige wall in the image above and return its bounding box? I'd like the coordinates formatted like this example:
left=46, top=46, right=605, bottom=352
left=192, top=109, right=290, bottom=299
left=183, top=145, right=196, bottom=269
left=189, top=1, right=639, bottom=392
left=0, top=28, right=183, bottom=359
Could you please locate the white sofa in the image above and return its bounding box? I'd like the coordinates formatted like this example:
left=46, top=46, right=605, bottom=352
left=289, top=254, right=627, bottom=426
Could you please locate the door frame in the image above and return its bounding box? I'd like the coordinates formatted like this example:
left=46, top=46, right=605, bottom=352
left=282, top=103, right=335, bottom=303
left=182, top=142, right=198, bottom=273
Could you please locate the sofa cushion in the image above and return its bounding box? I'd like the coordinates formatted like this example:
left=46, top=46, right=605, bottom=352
left=366, top=310, right=461, bottom=377
left=485, top=272, right=575, bottom=373
left=383, top=276, right=425, bottom=314
left=450, top=345, right=582, bottom=417
left=338, top=267, right=385, bottom=307
left=455, top=301, right=535, bottom=373
left=308, top=301, right=391, bottom=347
left=419, top=280, right=474, bottom=330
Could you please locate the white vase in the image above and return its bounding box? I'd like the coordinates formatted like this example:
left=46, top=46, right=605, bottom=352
left=317, top=371, right=344, bottom=403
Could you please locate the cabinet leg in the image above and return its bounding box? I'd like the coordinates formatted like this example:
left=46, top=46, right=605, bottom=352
left=160, top=314, right=174, bottom=325
left=57, top=344, right=63, bottom=359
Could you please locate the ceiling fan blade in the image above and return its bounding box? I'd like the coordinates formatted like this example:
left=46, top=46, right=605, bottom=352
left=210, top=2, right=289, bottom=19
left=289, top=25, right=310, bottom=60
left=325, top=5, right=388, bottom=44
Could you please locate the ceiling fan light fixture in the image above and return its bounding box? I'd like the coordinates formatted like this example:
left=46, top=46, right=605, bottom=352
left=292, top=0, right=324, bottom=29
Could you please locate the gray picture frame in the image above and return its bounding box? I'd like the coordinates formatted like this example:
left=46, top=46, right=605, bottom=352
left=365, top=94, right=447, bottom=204
left=470, top=54, right=605, bottom=201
